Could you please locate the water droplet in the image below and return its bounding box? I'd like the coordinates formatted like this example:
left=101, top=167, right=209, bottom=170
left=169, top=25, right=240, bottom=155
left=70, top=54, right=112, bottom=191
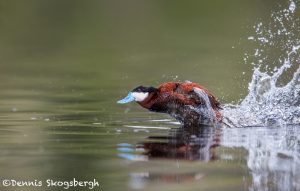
left=289, top=1, right=296, bottom=13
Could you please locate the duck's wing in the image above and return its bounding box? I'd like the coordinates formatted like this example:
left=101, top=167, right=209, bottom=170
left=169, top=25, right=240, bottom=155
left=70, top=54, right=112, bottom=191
left=193, top=87, right=223, bottom=121
left=196, top=88, right=221, bottom=109
left=191, top=87, right=219, bottom=108
left=175, top=83, right=221, bottom=110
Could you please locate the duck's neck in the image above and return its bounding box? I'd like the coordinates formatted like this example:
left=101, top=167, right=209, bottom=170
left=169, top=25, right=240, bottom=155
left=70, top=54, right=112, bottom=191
left=137, top=92, right=157, bottom=109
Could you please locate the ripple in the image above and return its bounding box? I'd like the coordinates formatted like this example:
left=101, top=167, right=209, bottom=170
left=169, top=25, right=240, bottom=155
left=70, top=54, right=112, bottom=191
left=124, top=125, right=171, bottom=130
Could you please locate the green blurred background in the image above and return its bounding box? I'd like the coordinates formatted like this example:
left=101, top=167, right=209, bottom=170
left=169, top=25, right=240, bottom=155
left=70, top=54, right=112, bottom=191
left=0, top=1, right=285, bottom=191
left=0, top=0, right=279, bottom=102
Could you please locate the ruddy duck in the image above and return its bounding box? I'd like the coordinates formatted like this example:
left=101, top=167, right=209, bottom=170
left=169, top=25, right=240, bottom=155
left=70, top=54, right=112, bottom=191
left=117, top=82, right=222, bottom=126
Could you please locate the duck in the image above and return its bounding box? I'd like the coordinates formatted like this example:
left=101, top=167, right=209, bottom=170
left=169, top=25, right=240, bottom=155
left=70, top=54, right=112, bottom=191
left=117, top=81, right=222, bottom=126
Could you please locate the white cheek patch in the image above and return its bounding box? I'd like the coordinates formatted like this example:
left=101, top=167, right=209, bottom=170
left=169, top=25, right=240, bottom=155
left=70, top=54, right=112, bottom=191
left=132, top=92, right=149, bottom=102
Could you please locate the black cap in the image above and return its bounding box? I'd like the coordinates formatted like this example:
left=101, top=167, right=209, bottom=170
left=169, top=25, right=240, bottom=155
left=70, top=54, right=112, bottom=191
left=132, top=86, right=158, bottom=93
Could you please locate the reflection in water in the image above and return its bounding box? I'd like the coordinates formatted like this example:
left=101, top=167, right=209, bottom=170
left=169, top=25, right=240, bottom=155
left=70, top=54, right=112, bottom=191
left=118, top=125, right=221, bottom=162
left=118, top=124, right=300, bottom=190
left=222, top=126, right=300, bottom=191
left=129, top=171, right=206, bottom=190
left=118, top=125, right=222, bottom=189
left=140, top=126, right=220, bottom=161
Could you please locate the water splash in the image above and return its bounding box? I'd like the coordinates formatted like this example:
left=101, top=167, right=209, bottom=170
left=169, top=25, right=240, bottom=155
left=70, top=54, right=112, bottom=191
left=223, top=0, right=300, bottom=127
left=290, top=1, right=296, bottom=13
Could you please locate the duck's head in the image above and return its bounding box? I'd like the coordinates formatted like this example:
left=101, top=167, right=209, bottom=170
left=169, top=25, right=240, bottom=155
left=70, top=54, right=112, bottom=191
left=117, top=86, right=158, bottom=104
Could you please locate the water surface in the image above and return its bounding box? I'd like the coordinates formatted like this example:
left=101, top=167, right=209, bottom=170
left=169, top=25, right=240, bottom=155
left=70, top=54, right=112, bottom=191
left=0, top=1, right=299, bottom=191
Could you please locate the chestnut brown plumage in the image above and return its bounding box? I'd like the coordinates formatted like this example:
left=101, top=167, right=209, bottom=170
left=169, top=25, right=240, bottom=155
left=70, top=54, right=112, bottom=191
left=118, top=82, right=222, bottom=126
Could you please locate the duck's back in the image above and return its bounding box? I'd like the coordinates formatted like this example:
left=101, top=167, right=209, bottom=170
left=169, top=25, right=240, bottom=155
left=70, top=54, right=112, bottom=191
left=158, top=82, right=221, bottom=109
left=157, top=82, right=222, bottom=124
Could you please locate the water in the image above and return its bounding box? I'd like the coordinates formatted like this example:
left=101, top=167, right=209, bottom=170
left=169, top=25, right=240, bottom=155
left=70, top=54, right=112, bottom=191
left=0, top=1, right=299, bottom=191
left=222, top=1, right=300, bottom=190
left=222, top=126, right=300, bottom=191
left=223, top=0, right=300, bottom=127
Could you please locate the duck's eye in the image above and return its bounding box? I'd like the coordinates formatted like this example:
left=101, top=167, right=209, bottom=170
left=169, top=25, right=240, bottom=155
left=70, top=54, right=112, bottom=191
left=132, top=86, right=147, bottom=92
